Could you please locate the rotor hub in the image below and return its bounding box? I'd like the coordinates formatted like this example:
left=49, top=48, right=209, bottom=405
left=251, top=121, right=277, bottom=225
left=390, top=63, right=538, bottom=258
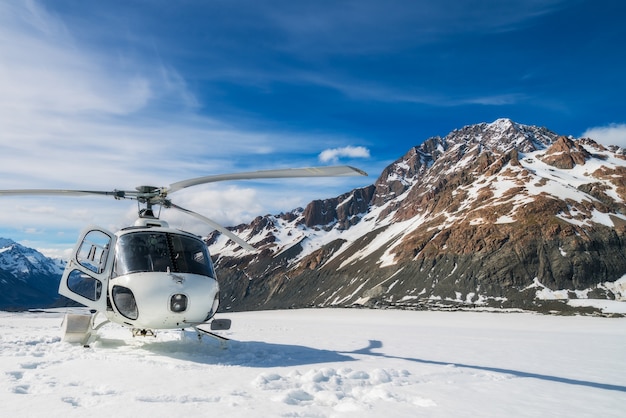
left=136, top=185, right=161, bottom=194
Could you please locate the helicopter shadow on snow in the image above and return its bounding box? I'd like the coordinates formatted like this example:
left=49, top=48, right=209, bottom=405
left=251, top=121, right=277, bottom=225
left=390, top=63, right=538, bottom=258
left=93, top=332, right=355, bottom=368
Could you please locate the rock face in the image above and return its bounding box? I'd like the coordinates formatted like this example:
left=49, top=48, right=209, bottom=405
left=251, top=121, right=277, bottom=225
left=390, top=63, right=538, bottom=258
left=208, top=119, right=626, bottom=313
left=540, top=136, right=591, bottom=169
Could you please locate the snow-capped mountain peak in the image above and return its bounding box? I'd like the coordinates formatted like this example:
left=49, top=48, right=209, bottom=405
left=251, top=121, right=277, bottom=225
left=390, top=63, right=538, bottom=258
left=208, top=119, right=626, bottom=313
left=0, top=239, right=65, bottom=309
left=0, top=239, right=64, bottom=278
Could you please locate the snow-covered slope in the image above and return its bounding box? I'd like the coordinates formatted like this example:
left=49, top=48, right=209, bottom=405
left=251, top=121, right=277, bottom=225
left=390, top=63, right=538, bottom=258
left=1, top=308, right=625, bottom=417
left=209, top=119, right=626, bottom=313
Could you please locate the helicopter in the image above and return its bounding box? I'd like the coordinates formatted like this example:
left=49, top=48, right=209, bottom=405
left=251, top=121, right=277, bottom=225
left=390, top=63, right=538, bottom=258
left=0, top=165, right=367, bottom=345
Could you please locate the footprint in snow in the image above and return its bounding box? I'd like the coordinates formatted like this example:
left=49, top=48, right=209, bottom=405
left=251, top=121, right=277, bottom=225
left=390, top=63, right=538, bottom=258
left=20, top=361, right=43, bottom=370
left=6, top=370, right=24, bottom=380
left=12, top=384, right=30, bottom=394
left=61, top=396, right=81, bottom=407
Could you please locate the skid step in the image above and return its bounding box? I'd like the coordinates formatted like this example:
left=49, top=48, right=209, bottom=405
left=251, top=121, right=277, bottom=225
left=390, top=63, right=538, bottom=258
left=61, top=313, right=93, bottom=344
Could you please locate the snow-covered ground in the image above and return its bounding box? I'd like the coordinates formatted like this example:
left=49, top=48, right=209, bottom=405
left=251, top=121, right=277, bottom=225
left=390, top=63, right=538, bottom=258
left=1, top=308, right=625, bottom=417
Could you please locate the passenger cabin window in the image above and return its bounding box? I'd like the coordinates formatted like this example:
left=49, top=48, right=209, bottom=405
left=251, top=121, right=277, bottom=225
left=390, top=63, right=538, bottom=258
left=114, top=232, right=215, bottom=277
left=76, top=230, right=111, bottom=274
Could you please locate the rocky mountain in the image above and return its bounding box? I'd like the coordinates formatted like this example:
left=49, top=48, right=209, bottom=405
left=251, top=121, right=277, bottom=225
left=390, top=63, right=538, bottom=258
left=0, top=238, right=64, bottom=310
left=208, top=119, right=626, bottom=314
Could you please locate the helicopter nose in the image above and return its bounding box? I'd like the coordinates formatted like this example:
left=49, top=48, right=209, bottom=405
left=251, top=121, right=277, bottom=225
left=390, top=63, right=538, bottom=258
left=170, top=294, right=188, bottom=313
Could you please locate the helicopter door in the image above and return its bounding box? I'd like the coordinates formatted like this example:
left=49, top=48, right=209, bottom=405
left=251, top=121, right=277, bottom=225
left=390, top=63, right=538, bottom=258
left=59, top=227, right=116, bottom=312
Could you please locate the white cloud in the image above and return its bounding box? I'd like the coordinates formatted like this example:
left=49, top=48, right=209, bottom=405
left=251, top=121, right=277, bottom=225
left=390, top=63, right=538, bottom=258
left=582, top=123, right=626, bottom=148
left=166, top=186, right=264, bottom=231
left=318, top=146, right=371, bottom=163
left=0, top=1, right=360, bottom=187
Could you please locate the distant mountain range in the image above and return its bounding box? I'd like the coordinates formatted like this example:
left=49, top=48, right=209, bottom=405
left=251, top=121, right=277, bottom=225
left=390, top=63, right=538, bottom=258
left=3, top=119, right=626, bottom=314
left=0, top=238, right=64, bottom=310
left=208, top=119, right=626, bottom=314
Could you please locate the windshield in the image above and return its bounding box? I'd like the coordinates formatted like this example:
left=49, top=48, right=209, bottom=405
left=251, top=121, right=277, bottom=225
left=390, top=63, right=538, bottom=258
left=114, top=231, right=215, bottom=277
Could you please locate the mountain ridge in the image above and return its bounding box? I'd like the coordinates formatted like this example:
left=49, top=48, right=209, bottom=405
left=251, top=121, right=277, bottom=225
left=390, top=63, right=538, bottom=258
left=208, top=118, right=626, bottom=314
left=0, top=238, right=64, bottom=310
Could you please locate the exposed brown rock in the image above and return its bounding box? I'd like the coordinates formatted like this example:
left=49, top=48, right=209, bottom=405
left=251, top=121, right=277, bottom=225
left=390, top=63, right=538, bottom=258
left=540, top=136, right=591, bottom=169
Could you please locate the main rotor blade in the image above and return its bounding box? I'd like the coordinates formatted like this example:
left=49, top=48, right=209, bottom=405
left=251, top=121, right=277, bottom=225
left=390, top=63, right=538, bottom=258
left=167, top=202, right=255, bottom=252
left=0, top=189, right=124, bottom=198
left=167, top=165, right=367, bottom=194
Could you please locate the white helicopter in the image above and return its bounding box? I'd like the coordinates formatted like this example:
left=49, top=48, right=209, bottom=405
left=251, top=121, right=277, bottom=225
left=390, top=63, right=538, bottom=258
left=0, top=166, right=366, bottom=345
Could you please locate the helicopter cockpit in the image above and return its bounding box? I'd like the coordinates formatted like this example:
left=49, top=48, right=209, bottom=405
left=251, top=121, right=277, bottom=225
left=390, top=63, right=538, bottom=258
left=114, top=230, right=215, bottom=278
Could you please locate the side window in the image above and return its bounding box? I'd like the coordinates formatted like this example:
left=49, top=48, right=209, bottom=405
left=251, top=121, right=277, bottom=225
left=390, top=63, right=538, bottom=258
left=76, top=230, right=112, bottom=274
left=67, top=269, right=103, bottom=301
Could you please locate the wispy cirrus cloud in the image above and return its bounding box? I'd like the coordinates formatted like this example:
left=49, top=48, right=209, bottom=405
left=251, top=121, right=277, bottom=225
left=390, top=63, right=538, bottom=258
left=0, top=1, right=372, bottom=256
left=0, top=2, right=161, bottom=117
left=264, top=0, right=569, bottom=56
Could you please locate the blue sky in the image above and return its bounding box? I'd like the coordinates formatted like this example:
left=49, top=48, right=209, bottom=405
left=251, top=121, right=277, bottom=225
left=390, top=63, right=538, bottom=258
left=0, top=0, right=625, bottom=257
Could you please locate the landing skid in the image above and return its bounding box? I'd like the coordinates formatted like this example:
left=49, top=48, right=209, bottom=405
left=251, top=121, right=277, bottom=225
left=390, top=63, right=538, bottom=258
left=193, top=326, right=229, bottom=348
left=61, top=312, right=231, bottom=348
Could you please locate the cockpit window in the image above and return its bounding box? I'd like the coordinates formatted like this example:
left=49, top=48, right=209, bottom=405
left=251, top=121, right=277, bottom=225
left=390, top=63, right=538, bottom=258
left=114, top=232, right=215, bottom=277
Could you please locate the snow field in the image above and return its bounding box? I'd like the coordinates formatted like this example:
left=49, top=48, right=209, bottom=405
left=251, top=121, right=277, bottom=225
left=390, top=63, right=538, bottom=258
left=1, top=308, right=625, bottom=417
